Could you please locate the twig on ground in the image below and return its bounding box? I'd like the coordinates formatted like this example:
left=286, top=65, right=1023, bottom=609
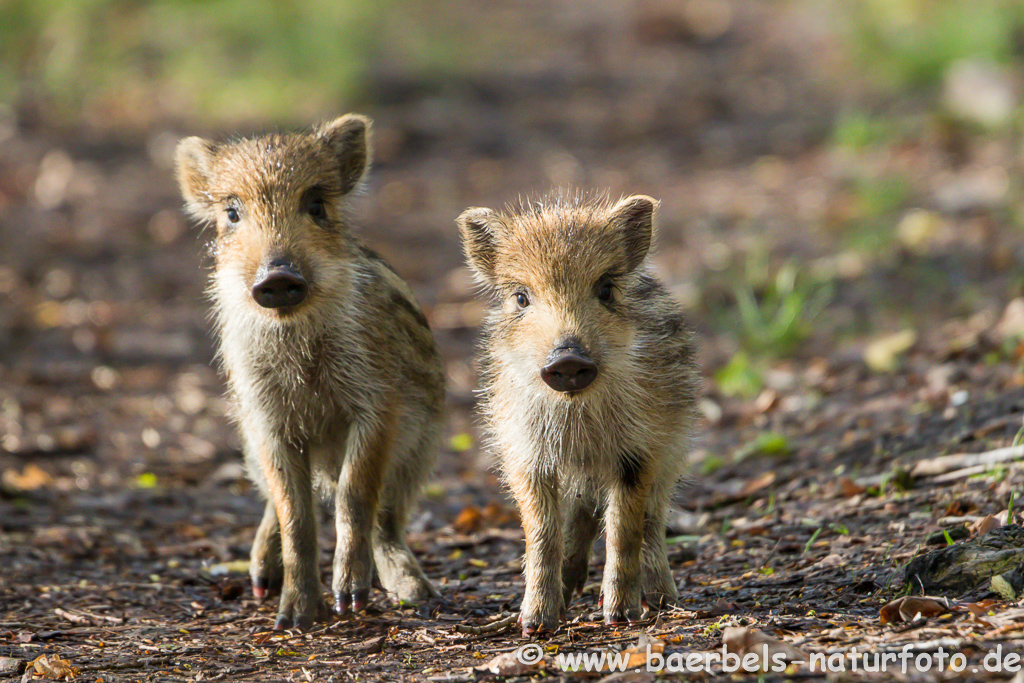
left=912, top=445, right=1024, bottom=478
left=454, top=611, right=517, bottom=635
left=932, top=465, right=1001, bottom=484
left=53, top=608, right=91, bottom=625
left=54, top=607, right=124, bottom=624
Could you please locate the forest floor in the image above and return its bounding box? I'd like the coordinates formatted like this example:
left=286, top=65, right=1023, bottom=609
left=3, top=2, right=1024, bottom=680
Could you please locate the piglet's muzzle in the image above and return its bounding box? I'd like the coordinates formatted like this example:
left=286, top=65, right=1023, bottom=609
left=541, top=345, right=598, bottom=393
left=251, top=260, right=308, bottom=309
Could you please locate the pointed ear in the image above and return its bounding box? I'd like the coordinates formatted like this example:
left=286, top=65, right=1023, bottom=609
left=610, top=195, right=658, bottom=272
left=456, top=207, right=505, bottom=284
left=318, top=114, right=371, bottom=194
left=175, top=136, right=219, bottom=221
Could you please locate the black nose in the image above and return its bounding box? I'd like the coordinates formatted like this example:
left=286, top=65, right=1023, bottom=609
left=541, top=354, right=598, bottom=392
left=252, top=265, right=308, bottom=309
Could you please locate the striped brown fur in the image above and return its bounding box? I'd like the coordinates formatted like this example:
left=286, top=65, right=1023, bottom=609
left=458, top=192, right=699, bottom=636
left=176, top=115, right=443, bottom=630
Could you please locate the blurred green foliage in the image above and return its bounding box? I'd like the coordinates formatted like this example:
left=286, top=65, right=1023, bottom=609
left=708, top=256, right=833, bottom=390
left=842, top=175, right=914, bottom=255
left=715, top=351, right=764, bottom=398
left=831, top=112, right=895, bottom=151
left=734, top=262, right=833, bottom=358
left=852, top=0, right=1024, bottom=90
left=4, top=0, right=1021, bottom=130
left=0, top=0, right=384, bottom=125
left=735, top=431, right=791, bottom=460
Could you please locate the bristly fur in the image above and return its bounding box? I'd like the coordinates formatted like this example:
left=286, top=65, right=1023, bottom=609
left=175, top=114, right=443, bottom=630
left=457, top=191, right=699, bottom=635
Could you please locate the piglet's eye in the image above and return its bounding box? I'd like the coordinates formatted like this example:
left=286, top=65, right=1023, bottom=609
left=597, top=279, right=615, bottom=303
left=308, top=198, right=326, bottom=221
left=514, top=292, right=530, bottom=309
left=226, top=207, right=240, bottom=223
left=302, top=187, right=330, bottom=225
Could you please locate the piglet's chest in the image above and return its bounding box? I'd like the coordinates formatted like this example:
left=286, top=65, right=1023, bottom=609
left=232, top=327, right=373, bottom=427
left=506, top=395, right=642, bottom=469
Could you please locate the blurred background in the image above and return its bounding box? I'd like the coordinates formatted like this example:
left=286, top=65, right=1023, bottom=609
left=3, top=0, right=1024, bottom=521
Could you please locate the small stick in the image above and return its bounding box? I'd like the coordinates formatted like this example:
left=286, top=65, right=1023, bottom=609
left=54, top=607, right=124, bottom=624
left=912, top=445, right=1024, bottom=477
left=53, top=608, right=90, bottom=624
left=454, top=612, right=517, bottom=635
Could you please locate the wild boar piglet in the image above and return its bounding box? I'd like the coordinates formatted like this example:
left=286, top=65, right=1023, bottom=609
left=175, top=115, right=443, bottom=630
left=458, top=193, right=698, bottom=636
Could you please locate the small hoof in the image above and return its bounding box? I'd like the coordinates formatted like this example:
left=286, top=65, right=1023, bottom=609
left=252, top=576, right=280, bottom=602
left=603, top=609, right=642, bottom=626
left=517, top=610, right=562, bottom=637
left=518, top=614, right=542, bottom=638
left=274, top=613, right=315, bottom=631
left=600, top=592, right=643, bottom=626
left=335, top=589, right=370, bottom=616
left=352, top=588, right=370, bottom=613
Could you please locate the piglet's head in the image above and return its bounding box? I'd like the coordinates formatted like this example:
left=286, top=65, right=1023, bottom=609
left=175, top=115, right=371, bottom=319
left=458, top=194, right=658, bottom=396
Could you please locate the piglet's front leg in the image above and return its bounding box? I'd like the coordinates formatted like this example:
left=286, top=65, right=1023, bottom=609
left=250, top=500, right=283, bottom=600
left=333, top=419, right=391, bottom=616
left=600, top=473, right=648, bottom=626
left=508, top=467, right=564, bottom=636
left=255, top=436, right=326, bottom=631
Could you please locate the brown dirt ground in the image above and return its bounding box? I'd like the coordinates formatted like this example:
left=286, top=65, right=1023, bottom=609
left=3, top=2, right=1024, bottom=681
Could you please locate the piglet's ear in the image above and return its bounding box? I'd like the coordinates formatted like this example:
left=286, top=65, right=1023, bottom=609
left=318, top=114, right=371, bottom=195
left=609, top=194, right=658, bottom=272
left=456, top=207, right=505, bottom=284
left=175, top=136, right=219, bottom=222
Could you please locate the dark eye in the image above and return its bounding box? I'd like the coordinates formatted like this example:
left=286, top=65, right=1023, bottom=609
left=226, top=206, right=240, bottom=223
left=302, top=187, right=329, bottom=224
left=597, top=279, right=615, bottom=303
left=308, top=197, right=326, bottom=221
left=514, top=292, right=530, bottom=309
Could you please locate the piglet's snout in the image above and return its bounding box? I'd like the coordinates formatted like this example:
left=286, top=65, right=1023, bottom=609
left=541, top=343, right=598, bottom=393
left=252, top=260, right=308, bottom=309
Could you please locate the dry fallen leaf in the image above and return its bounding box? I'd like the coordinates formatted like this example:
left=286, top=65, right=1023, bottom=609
left=753, top=388, right=777, bottom=413
left=995, top=297, right=1024, bottom=342
left=2, top=464, right=53, bottom=491
left=965, top=599, right=1000, bottom=616
left=721, top=627, right=808, bottom=671
left=878, top=596, right=954, bottom=624
left=972, top=514, right=1002, bottom=536
left=838, top=476, right=866, bottom=498
left=597, top=632, right=666, bottom=671
left=208, top=560, right=250, bottom=576
left=696, top=598, right=738, bottom=618
left=475, top=649, right=546, bottom=676
left=30, top=654, right=80, bottom=681
left=896, top=209, right=943, bottom=252
left=990, top=574, right=1017, bottom=600
left=863, top=329, right=916, bottom=373
left=351, top=635, right=386, bottom=654
left=739, top=472, right=776, bottom=497
left=816, top=552, right=844, bottom=567
left=452, top=505, right=482, bottom=534
left=452, top=501, right=517, bottom=534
